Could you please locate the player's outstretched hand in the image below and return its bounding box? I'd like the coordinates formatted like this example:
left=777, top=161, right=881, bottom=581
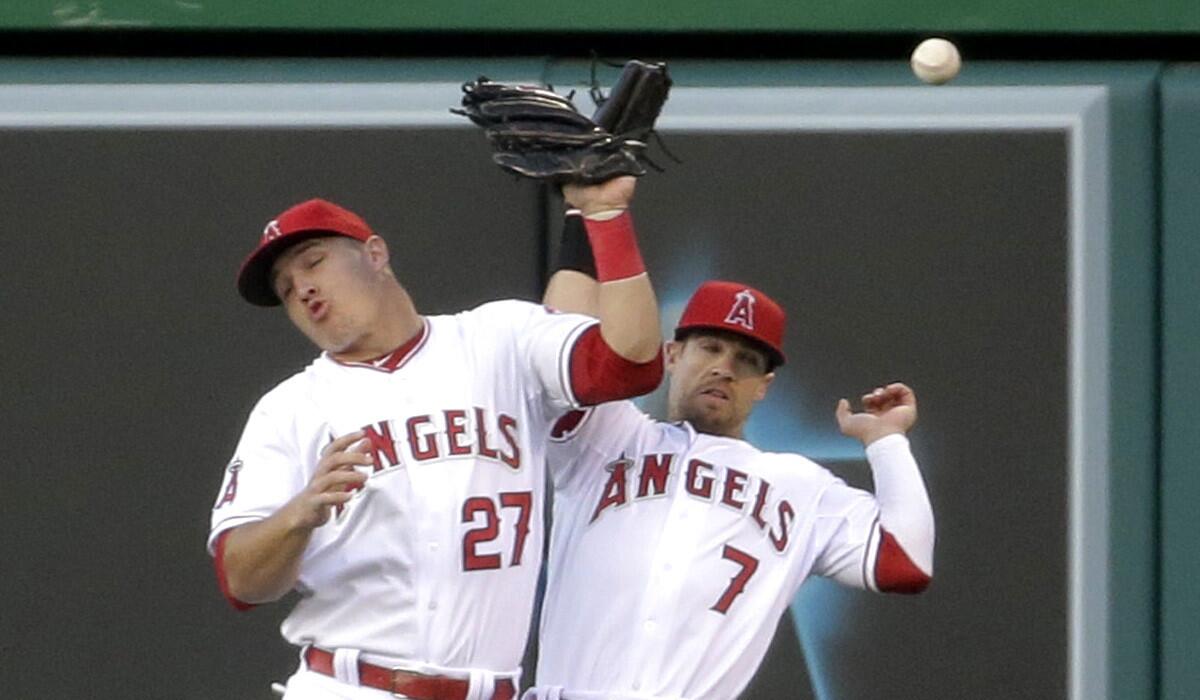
left=563, top=175, right=637, bottom=216
left=285, top=431, right=371, bottom=530
left=835, top=382, right=918, bottom=446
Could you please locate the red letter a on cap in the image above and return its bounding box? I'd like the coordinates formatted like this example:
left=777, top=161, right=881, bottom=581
left=725, top=290, right=756, bottom=329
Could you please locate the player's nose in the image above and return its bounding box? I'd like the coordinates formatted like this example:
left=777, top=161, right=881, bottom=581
left=708, top=356, right=735, bottom=378
left=297, top=280, right=318, bottom=303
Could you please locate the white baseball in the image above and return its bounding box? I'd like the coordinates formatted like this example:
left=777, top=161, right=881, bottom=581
left=910, top=38, right=961, bottom=85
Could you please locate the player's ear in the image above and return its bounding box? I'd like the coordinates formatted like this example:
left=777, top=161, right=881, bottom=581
left=753, top=371, right=775, bottom=403
left=664, top=340, right=683, bottom=373
left=363, top=235, right=390, bottom=271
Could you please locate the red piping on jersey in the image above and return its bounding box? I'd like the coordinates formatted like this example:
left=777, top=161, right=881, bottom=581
left=213, top=530, right=256, bottom=611
left=568, top=326, right=663, bottom=405
left=330, top=319, right=429, bottom=373
left=875, top=528, right=932, bottom=594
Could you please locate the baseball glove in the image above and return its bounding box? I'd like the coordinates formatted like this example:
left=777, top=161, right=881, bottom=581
left=453, top=60, right=672, bottom=184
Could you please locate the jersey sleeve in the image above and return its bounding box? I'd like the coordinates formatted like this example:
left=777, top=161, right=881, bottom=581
left=808, top=435, right=934, bottom=593
left=206, top=390, right=309, bottom=555
left=478, top=300, right=598, bottom=414
left=806, top=476, right=881, bottom=590
left=478, top=299, right=661, bottom=414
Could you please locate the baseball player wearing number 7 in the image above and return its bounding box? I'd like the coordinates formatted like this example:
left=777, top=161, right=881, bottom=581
left=525, top=215, right=934, bottom=700
left=207, top=177, right=664, bottom=700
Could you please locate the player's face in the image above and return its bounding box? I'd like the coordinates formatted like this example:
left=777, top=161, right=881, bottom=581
left=665, top=331, right=774, bottom=439
left=271, top=236, right=388, bottom=354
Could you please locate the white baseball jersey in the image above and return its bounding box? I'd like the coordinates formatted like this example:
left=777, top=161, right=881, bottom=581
left=208, top=299, right=597, bottom=674
left=534, top=400, right=922, bottom=700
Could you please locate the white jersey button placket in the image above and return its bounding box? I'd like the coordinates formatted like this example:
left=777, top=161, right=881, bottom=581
left=633, top=479, right=693, bottom=686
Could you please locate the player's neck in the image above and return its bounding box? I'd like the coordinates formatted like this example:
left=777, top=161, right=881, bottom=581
left=690, top=424, right=745, bottom=440
left=668, top=407, right=746, bottom=440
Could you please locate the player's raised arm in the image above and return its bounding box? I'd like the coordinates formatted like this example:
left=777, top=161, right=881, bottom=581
left=538, top=177, right=664, bottom=407
left=560, top=176, right=661, bottom=363
left=835, top=382, right=935, bottom=593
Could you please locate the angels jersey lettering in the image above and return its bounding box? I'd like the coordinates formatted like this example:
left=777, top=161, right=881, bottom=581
left=208, top=300, right=595, bottom=672
left=536, top=401, right=917, bottom=699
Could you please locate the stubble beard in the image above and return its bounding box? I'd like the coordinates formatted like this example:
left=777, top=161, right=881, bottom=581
left=673, top=397, right=734, bottom=437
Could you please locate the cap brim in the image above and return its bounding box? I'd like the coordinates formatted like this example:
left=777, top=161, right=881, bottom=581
left=674, top=323, right=786, bottom=368
left=236, top=230, right=333, bottom=307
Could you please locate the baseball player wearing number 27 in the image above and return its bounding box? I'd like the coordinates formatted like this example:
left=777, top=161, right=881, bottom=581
left=526, top=213, right=935, bottom=700
left=207, top=176, right=664, bottom=700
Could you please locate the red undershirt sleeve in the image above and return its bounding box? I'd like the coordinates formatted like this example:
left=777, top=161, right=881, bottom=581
left=875, top=527, right=933, bottom=593
left=213, top=529, right=256, bottom=611
left=567, top=325, right=663, bottom=406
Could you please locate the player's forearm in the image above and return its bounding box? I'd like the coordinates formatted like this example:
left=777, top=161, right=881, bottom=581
left=578, top=210, right=661, bottom=362
left=596, top=273, right=662, bottom=362
left=866, top=434, right=935, bottom=590
left=220, top=511, right=314, bottom=603
left=555, top=182, right=661, bottom=363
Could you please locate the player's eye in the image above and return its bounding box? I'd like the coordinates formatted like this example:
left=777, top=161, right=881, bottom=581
left=306, top=255, right=324, bottom=269
left=737, top=352, right=764, bottom=373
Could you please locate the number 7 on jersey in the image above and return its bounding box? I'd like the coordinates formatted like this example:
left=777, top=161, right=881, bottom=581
left=711, top=544, right=759, bottom=614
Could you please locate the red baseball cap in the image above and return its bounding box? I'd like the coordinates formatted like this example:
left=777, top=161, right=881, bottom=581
left=237, top=198, right=375, bottom=306
left=675, top=280, right=787, bottom=368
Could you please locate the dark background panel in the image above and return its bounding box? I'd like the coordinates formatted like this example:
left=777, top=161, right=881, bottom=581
left=742, top=614, right=816, bottom=700
left=1, top=125, right=1069, bottom=699
left=0, top=127, right=543, bottom=700
left=596, top=130, right=1069, bottom=699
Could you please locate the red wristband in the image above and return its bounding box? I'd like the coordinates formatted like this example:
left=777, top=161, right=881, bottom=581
left=584, top=210, right=645, bottom=282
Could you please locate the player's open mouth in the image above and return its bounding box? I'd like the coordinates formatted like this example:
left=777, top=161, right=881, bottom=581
left=307, top=300, right=328, bottom=320
left=700, top=388, right=729, bottom=401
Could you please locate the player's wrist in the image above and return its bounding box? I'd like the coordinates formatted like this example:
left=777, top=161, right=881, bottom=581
left=277, top=497, right=325, bottom=534
left=860, top=426, right=907, bottom=448
left=584, top=210, right=645, bottom=283
left=561, top=177, right=635, bottom=216
left=581, top=207, right=628, bottom=220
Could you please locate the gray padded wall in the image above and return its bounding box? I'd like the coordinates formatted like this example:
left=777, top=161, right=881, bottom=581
left=1, top=78, right=1086, bottom=699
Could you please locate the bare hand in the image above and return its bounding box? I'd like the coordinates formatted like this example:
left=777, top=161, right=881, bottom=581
left=562, top=175, right=637, bottom=216
left=835, top=383, right=918, bottom=446
left=284, top=431, right=371, bottom=530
